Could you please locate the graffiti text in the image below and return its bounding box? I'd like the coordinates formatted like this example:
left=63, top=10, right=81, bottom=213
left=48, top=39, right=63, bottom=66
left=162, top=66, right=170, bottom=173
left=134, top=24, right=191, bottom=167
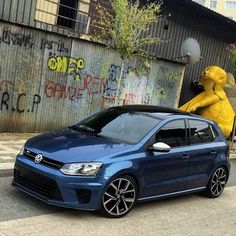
left=0, top=29, right=34, bottom=48
left=40, top=39, right=69, bottom=53
left=47, top=56, right=85, bottom=80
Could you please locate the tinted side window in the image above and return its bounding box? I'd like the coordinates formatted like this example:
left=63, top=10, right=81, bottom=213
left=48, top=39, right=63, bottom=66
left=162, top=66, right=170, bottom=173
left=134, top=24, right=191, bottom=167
left=188, top=120, right=216, bottom=144
left=156, top=120, right=186, bottom=147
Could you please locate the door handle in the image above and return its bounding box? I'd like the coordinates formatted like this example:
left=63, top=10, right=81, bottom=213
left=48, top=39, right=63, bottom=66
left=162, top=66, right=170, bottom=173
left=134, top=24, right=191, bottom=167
left=181, top=154, right=189, bottom=159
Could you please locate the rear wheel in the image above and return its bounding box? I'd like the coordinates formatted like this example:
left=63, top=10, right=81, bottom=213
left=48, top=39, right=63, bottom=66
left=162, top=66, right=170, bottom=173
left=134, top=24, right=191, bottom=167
left=101, top=175, right=137, bottom=218
left=205, top=167, right=227, bottom=198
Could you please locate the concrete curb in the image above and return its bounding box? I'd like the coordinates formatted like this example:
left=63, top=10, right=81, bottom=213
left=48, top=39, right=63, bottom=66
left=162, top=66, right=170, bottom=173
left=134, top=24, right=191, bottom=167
left=0, top=163, right=14, bottom=171
left=0, top=133, right=39, bottom=141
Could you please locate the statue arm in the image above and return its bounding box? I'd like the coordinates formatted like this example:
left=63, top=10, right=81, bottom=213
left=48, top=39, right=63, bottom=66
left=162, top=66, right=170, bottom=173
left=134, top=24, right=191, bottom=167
left=179, top=92, right=206, bottom=111
left=187, top=94, right=220, bottom=112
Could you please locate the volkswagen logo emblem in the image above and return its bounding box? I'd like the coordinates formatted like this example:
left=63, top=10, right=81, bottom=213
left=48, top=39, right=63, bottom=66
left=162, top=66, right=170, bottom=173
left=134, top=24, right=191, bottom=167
left=35, top=154, right=43, bottom=164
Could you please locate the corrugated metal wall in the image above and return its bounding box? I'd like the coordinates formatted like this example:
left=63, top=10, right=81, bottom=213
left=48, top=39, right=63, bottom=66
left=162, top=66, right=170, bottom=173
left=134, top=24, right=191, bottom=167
left=0, top=0, right=36, bottom=27
left=0, top=0, right=82, bottom=37
left=1, top=0, right=236, bottom=106
left=0, top=21, right=184, bottom=132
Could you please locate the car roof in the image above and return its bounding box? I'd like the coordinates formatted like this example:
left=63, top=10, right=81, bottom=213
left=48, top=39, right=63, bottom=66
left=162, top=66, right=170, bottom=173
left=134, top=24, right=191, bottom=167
left=109, top=105, right=215, bottom=123
left=110, top=105, right=196, bottom=117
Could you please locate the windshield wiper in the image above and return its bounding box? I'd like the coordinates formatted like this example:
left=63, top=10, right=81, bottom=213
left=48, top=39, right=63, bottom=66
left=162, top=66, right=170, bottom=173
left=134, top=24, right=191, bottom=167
left=78, top=125, right=96, bottom=133
left=69, top=125, right=98, bottom=134
left=69, top=125, right=121, bottom=143
left=69, top=125, right=117, bottom=142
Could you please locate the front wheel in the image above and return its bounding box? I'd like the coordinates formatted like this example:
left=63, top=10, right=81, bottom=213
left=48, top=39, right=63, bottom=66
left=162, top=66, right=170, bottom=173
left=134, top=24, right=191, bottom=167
left=101, top=175, right=137, bottom=218
left=205, top=167, right=227, bottom=198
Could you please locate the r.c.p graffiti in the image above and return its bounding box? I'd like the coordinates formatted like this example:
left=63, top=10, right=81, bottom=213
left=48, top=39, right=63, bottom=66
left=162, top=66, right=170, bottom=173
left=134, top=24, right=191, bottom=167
left=0, top=80, right=41, bottom=113
left=47, top=56, right=85, bottom=80
left=0, top=92, right=41, bottom=113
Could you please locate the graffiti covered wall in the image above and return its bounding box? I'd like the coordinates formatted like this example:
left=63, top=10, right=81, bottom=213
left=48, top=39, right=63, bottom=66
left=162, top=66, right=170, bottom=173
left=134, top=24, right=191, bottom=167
left=0, top=22, right=185, bottom=132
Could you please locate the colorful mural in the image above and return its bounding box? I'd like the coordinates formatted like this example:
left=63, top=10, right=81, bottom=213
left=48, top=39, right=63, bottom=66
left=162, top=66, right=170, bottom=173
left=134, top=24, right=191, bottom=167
left=0, top=22, right=184, bottom=132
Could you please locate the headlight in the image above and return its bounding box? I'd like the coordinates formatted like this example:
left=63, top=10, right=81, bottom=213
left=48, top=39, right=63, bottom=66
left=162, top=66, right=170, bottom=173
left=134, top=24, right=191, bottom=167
left=60, top=162, right=103, bottom=176
left=19, top=145, right=25, bottom=155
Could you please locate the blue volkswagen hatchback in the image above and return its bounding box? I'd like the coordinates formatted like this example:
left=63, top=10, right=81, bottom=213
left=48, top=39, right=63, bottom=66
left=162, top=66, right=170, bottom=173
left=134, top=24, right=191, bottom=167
left=12, top=105, right=230, bottom=217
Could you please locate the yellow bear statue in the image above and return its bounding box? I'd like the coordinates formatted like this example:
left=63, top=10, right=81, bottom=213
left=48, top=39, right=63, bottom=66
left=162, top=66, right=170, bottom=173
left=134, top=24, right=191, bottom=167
left=179, top=66, right=235, bottom=137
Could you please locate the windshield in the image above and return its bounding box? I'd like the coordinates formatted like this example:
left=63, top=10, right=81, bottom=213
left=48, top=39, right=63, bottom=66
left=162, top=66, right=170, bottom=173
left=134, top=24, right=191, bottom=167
left=71, top=108, right=161, bottom=144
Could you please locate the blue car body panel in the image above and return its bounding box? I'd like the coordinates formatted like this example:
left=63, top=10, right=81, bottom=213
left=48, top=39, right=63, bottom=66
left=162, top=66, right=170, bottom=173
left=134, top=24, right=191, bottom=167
left=25, top=128, right=133, bottom=163
left=12, top=106, right=231, bottom=211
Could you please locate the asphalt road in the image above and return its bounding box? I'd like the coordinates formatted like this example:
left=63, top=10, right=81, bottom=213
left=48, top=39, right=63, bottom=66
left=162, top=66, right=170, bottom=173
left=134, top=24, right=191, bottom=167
left=0, top=178, right=236, bottom=236
left=0, top=159, right=236, bottom=235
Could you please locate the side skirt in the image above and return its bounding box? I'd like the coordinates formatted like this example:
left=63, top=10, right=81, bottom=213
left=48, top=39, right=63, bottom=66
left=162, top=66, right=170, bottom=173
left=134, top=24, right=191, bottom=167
left=137, top=187, right=206, bottom=202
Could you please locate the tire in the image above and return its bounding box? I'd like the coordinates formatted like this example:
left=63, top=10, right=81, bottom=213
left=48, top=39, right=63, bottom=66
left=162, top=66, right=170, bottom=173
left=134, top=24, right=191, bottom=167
left=101, top=175, right=137, bottom=218
left=204, top=167, right=227, bottom=198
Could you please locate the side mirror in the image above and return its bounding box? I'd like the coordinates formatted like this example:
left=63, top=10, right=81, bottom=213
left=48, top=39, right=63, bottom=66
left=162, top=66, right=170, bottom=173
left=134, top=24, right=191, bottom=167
left=150, top=142, right=171, bottom=152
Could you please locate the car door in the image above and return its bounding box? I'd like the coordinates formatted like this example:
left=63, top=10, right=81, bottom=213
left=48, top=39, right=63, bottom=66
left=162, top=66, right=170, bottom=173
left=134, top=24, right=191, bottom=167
left=141, top=119, right=189, bottom=198
left=185, top=119, right=219, bottom=189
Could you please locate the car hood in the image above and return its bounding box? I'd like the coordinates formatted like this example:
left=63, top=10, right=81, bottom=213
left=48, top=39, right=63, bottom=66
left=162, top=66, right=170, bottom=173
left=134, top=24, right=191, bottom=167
left=25, top=128, right=133, bottom=163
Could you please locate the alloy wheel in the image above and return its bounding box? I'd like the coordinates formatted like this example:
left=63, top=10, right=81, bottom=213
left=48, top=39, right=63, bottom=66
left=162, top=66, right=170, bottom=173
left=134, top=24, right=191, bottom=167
left=210, top=167, right=227, bottom=197
left=102, top=177, right=136, bottom=217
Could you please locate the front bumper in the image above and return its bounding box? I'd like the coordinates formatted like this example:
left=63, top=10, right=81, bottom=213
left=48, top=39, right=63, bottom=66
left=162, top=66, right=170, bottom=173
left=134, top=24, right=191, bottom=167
left=12, top=155, right=106, bottom=211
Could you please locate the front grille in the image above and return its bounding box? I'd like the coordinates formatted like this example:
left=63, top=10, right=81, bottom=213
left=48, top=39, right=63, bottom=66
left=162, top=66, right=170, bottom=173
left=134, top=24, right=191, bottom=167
left=14, top=165, right=63, bottom=201
left=24, top=149, right=63, bottom=169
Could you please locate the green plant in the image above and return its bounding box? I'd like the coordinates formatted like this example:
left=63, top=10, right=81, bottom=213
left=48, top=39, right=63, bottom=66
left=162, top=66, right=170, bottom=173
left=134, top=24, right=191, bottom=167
left=92, top=0, right=162, bottom=105
left=160, top=71, right=181, bottom=82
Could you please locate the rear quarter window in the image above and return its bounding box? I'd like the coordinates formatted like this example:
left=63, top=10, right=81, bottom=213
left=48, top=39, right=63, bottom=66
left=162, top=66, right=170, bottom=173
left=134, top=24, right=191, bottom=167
left=188, top=119, right=218, bottom=145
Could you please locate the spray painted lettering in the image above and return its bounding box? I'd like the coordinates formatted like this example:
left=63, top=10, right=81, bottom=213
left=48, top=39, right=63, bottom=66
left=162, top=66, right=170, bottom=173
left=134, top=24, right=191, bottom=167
left=40, top=39, right=69, bottom=53
left=103, top=64, right=131, bottom=100
left=0, top=29, right=34, bottom=48
left=0, top=80, right=41, bottom=113
left=45, top=80, right=79, bottom=100
left=45, top=75, right=106, bottom=101
left=47, top=56, right=85, bottom=80
left=0, top=92, right=41, bottom=113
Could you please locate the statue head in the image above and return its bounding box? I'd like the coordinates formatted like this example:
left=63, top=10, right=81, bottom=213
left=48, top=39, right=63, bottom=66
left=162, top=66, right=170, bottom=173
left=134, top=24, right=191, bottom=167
left=200, top=66, right=227, bottom=88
